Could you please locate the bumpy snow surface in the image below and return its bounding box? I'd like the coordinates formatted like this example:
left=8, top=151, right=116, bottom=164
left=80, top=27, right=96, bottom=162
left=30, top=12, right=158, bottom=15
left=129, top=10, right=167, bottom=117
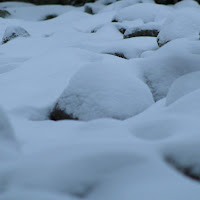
left=1, top=0, right=200, bottom=199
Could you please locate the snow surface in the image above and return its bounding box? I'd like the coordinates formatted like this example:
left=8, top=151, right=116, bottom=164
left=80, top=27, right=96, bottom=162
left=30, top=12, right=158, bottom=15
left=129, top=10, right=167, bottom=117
left=0, top=0, right=200, bottom=199
left=166, top=71, right=200, bottom=106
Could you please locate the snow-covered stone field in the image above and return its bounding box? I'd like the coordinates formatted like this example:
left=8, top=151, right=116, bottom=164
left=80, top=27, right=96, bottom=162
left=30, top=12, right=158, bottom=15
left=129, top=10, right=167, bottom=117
left=1, top=0, right=200, bottom=199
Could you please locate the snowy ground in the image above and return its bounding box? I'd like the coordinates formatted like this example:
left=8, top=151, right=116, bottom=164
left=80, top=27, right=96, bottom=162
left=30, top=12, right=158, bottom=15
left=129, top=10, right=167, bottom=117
left=1, top=0, right=200, bottom=199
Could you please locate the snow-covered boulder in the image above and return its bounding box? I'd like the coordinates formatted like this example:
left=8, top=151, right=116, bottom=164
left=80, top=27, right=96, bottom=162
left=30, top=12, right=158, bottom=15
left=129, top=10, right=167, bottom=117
left=166, top=71, right=200, bottom=106
left=2, top=26, right=30, bottom=44
left=112, top=3, right=172, bottom=23
left=157, top=9, right=200, bottom=47
left=50, top=63, right=154, bottom=121
left=142, top=39, right=200, bottom=101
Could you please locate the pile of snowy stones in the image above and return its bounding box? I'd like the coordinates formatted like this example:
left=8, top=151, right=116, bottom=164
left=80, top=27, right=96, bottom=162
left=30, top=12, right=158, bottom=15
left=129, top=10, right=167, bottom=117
left=1, top=0, right=200, bottom=199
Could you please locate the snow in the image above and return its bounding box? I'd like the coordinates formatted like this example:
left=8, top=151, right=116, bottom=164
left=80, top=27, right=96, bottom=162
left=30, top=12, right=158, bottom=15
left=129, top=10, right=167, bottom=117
left=166, top=71, right=200, bottom=106
left=0, top=0, right=200, bottom=199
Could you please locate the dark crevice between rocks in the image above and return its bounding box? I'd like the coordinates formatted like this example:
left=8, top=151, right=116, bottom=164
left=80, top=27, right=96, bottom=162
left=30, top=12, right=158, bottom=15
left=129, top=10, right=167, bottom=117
left=42, top=14, right=58, bottom=20
left=164, top=156, right=200, bottom=181
left=49, top=104, right=79, bottom=121
left=124, top=29, right=159, bottom=39
left=104, top=52, right=127, bottom=59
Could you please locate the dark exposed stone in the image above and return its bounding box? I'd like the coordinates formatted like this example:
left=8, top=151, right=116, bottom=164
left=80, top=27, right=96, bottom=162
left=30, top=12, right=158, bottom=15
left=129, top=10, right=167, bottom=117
left=50, top=103, right=78, bottom=121
left=0, top=10, right=10, bottom=18
left=157, top=37, right=169, bottom=47
left=84, top=5, right=94, bottom=14
left=111, top=19, right=118, bottom=23
left=124, top=29, right=159, bottom=39
left=42, top=14, right=58, bottom=20
left=105, top=52, right=127, bottom=59
left=118, top=27, right=126, bottom=35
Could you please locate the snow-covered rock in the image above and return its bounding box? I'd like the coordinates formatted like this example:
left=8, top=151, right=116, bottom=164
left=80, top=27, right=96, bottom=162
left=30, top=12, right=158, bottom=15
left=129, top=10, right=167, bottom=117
left=2, top=26, right=30, bottom=44
left=112, top=3, right=172, bottom=23
left=157, top=9, right=200, bottom=47
left=166, top=71, right=200, bottom=106
left=50, top=63, right=154, bottom=121
left=142, top=39, right=200, bottom=101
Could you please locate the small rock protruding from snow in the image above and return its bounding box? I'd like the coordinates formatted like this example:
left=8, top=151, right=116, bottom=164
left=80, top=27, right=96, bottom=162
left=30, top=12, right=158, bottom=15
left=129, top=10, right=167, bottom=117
left=50, top=63, right=154, bottom=121
left=2, top=26, right=30, bottom=44
left=0, top=9, right=10, bottom=18
left=166, top=71, right=200, bottom=106
left=42, top=14, right=58, bottom=20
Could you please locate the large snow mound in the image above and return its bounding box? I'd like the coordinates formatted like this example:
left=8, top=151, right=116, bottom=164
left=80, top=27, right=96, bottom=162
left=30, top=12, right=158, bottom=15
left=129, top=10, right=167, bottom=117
left=50, top=62, right=154, bottom=121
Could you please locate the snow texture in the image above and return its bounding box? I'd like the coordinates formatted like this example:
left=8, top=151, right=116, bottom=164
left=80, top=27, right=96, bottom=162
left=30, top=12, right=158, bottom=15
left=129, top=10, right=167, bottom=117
left=166, top=71, right=200, bottom=106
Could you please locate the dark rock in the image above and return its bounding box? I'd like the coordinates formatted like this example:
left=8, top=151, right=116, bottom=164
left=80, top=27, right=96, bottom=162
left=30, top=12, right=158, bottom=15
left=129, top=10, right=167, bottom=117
left=124, top=29, right=159, bottom=39
left=2, top=26, right=30, bottom=44
left=157, top=37, right=169, bottom=47
left=91, top=29, right=97, bottom=33
left=84, top=5, right=94, bottom=14
left=0, top=10, right=10, bottom=18
left=105, top=52, right=127, bottom=59
left=42, top=14, right=58, bottom=20
left=50, top=103, right=78, bottom=121
left=118, top=27, right=126, bottom=35
left=111, top=19, right=118, bottom=23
